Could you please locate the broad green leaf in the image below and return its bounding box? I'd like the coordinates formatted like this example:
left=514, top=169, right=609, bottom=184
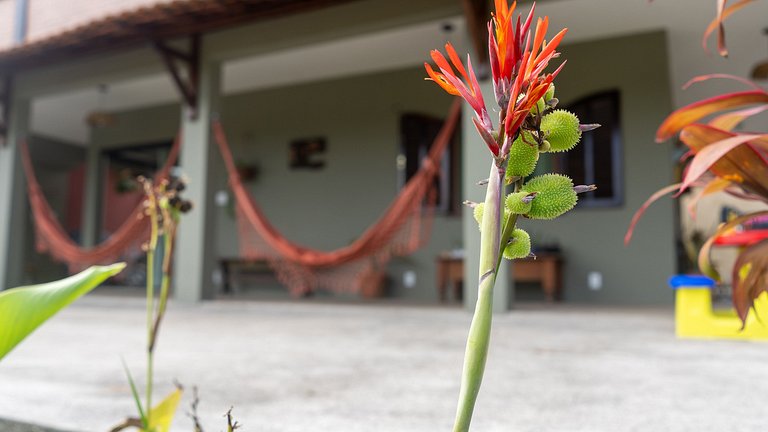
left=148, top=388, right=183, bottom=432
left=0, top=263, right=125, bottom=361
left=656, top=91, right=768, bottom=142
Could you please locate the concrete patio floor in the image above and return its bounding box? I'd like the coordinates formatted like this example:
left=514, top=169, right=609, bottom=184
left=1, top=296, right=768, bottom=432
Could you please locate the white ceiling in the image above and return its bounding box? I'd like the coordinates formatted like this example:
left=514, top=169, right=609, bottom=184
left=30, top=0, right=768, bottom=144
left=31, top=16, right=469, bottom=144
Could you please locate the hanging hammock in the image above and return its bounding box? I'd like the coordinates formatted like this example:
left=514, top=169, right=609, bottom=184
left=212, top=99, right=461, bottom=295
left=20, top=135, right=181, bottom=271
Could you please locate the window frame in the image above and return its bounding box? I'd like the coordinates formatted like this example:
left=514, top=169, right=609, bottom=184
left=554, top=89, right=624, bottom=208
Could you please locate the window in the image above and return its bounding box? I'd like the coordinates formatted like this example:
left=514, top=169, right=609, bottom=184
left=399, top=112, right=460, bottom=215
left=554, top=90, right=623, bottom=207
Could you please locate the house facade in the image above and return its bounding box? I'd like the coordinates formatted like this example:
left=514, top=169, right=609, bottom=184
left=1, top=0, right=766, bottom=309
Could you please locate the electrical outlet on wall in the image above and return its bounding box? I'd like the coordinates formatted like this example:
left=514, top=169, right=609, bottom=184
left=403, top=270, right=417, bottom=289
left=588, top=271, right=603, bottom=291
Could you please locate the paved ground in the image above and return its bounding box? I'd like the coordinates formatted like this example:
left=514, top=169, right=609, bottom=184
left=1, top=296, right=768, bottom=432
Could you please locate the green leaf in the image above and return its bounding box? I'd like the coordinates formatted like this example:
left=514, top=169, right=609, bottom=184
left=0, top=263, right=126, bottom=362
left=122, top=359, right=147, bottom=428
left=148, top=388, right=183, bottom=432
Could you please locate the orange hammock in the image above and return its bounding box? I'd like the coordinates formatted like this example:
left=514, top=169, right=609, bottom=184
left=20, top=135, right=181, bottom=271
left=213, top=99, right=461, bottom=295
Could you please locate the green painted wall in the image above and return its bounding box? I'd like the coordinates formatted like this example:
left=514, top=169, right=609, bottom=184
left=515, top=31, right=677, bottom=304
left=92, top=66, right=460, bottom=301
left=89, top=30, right=677, bottom=305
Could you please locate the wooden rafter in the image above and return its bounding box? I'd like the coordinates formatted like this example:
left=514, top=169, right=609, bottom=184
left=0, top=76, right=11, bottom=147
left=461, top=0, right=491, bottom=80
left=152, top=34, right=200, bottom=119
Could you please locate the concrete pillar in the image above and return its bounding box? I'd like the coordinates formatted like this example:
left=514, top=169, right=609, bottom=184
left=0, top=97, right=30, bottom=289
left=173, top=53, right=220, bottom=302
left=461, top=81, right=513, bottom=312
left=80, top=139, right=102, bottom=247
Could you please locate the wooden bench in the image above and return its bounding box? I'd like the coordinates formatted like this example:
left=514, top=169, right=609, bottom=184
left=436, top=252, right=563, bottom=302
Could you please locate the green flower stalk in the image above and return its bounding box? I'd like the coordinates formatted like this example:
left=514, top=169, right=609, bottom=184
left=425, top=2, right=597, bottom=430
left=113, top=176, right=192, bottom=432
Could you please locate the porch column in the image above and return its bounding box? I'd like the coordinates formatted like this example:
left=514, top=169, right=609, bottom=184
left=173, top=53, right=220, bottom=302
left=80, top=139, right=102, bottom=247
left=461, top=81, right=513, bottom=312
left=0, top=97, right=30, bottom=289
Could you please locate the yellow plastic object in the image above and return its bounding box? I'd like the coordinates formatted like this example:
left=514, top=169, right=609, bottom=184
left=675, top=287, right=768, bottom=340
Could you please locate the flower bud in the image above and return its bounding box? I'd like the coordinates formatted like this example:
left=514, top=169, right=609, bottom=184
left=540, top=110, right=581, bottom=152
left=503, top=228, right=531, bottom=260
left=505, top=132, right=539, bottom=180
left=545, top=84, right=555, bottom=101
left=522, top=174, right=578, bottom=220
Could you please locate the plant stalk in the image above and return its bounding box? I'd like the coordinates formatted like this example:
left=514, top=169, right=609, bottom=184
left=452, top=160, right=506, bottom=432
left=145, top=197, right=159, bottom=428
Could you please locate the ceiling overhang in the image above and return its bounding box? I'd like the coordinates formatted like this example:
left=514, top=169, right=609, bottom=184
left=0, top=0, right=359, bottom=74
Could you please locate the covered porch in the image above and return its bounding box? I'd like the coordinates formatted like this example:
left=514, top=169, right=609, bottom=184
left=1, top=0, right=765, bottom=308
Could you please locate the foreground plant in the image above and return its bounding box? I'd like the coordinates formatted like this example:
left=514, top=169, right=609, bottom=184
left=112, top=176, right=191, bottom=432
left=628, top=2, right=768, bottom=326
left=0, top=263, right=125, bottom=362
left=627, top=75, right=768, bottom=324
left=425, top=1, right=596, bottom=430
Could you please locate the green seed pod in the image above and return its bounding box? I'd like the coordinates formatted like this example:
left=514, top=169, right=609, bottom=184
left=540, top=109, right=581, bottom=152
left=522, top=173, right=577, bottom=220
left=503, top=228, right=531, bottom=260
left=544, top=84, right=555, bottom=101
left=539, top=140, right=551, bottom=152
left=473, top=202, right=510, bottom=230
left=473, top=202, right=484, bottom=226
left=536, top=98, right=546, bottom=114
left=505, top=191, right=533, bottom=215
left=505, top=132, right=539, bottom=180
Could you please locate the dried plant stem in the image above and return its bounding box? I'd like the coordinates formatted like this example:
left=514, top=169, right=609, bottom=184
left=452, top=160, right=513, bottom=432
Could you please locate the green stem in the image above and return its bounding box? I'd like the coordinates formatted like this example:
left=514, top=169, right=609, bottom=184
left=495, top=179, right=523, bottom=274
left=452, top=160, right=506, bottom=432
left=149, top=229, right=174, bottom=352
left=145, top=206, right=159, bottom=428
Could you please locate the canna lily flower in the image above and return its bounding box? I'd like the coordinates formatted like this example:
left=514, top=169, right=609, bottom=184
left=425, top=1, right=567, bottom=158
left=488, top=0, right=535, bottom=108
left=425, top=44, right=497, bottom=155
left=503, top=15, right=567, bottom=142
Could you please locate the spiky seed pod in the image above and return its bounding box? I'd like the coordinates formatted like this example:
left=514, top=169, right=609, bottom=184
left=545, top=84, right=555, bottom=102
left=505, top=132, right=539, bottom=181
left=503, top=228, right=531, bottom=260
left=473, top=202, right=485, bottom=226
left=522, top=174, right=578, bottom=220
left=473, top=202, right=511, bottom=231
left=540, top=110, right=581, bottom=152
left=505, top=191, right=533, bottom=215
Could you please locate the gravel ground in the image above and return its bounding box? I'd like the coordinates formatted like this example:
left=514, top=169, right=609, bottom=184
left=1, top=296, right=767, bottom=432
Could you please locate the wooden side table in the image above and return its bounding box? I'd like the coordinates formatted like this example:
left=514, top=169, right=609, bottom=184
left=435, top=252, right=564, bottom=302
left=436, top=253, right=464, bottom=302
left=514, top=253, right=563, bottom=302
